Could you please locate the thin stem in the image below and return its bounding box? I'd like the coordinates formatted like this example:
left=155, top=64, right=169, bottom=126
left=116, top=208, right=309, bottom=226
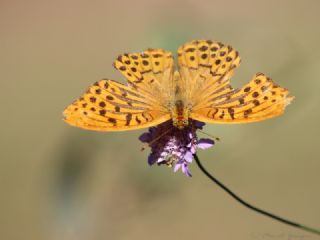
left=193, top=154, right=320, bottom=236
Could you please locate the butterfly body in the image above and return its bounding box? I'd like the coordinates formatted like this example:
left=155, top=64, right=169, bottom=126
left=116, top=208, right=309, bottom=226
left=63, top=40, right=294, bottom=131
left=170, top=99, right=189, bottom=129
left=169, top=71, right=190, bottom=129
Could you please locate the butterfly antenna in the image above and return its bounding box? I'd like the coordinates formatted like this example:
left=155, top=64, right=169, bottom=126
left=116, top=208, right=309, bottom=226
left=141, top=128, right=172, bottom=151
left=198, top=129, right=221, bottom=142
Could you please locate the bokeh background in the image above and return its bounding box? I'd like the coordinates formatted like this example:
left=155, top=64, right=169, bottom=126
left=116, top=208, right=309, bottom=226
left=1, top=0, right=320, bottom=239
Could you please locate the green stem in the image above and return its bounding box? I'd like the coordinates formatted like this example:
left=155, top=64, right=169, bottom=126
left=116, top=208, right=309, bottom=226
left=193, top=154, right=320, bottom=236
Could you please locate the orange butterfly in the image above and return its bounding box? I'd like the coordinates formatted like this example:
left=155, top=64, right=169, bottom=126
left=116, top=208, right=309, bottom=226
left=63, top=40, right=294, bottom=131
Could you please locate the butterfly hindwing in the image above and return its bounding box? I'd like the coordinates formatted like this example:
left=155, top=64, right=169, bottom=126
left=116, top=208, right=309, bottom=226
left=190, top=73, right=294, bottom=123
left=63, top=79, right=170, bottom=131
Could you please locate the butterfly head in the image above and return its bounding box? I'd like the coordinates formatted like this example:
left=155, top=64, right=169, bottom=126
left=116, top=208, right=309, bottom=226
left=173, top=117, right=189, bottom=129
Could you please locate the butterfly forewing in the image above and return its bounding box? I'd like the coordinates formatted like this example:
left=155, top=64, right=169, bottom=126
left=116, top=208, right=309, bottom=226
left=63, top=79, right=170, bottom=131
left=177, top=40, right=241, bottom=107
left=113, top=48, right=175, bottom=106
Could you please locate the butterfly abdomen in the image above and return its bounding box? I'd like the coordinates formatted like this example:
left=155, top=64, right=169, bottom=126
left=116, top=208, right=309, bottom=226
left=172, top=100, right=189, bottom=129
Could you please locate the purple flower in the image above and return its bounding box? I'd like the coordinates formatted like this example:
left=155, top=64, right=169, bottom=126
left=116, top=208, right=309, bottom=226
left=139, top=120, right=214, bottom=177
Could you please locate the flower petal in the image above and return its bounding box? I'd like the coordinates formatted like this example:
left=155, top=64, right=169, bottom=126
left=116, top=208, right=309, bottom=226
left=194, top=121, right=205, bottom=129
left=182, top=163, right=192, bottom=177
left=148, top=153, right=158, bottom=165
left=139, top=133, right=151, bottom=143
left=174, top=163, right=182, bottom=172
left=184, top=151, right=193, bottom=163
left=198, top=138, right=215, bottom=149
left=190, top=145, right=196, bottom=154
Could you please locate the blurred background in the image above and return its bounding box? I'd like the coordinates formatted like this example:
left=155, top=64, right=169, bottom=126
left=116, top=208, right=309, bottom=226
left=1, top=0, right=320, bottom=239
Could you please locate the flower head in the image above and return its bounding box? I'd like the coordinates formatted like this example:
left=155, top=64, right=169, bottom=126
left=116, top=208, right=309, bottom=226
left=139, top=120, right=214, bottom=177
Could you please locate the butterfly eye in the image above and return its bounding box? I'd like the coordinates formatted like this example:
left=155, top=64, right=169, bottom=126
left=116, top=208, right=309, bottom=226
left=183, top=119, right=189, bottom=126
left=172, top=118, right=178, bottom=127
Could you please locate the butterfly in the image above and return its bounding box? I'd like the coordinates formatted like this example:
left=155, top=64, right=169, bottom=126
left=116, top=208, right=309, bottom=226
left=63, top=40, right=294, bottom=131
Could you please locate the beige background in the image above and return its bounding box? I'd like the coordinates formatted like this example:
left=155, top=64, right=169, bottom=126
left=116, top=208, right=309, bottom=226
left=1, top=0, right=319, bottom=239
